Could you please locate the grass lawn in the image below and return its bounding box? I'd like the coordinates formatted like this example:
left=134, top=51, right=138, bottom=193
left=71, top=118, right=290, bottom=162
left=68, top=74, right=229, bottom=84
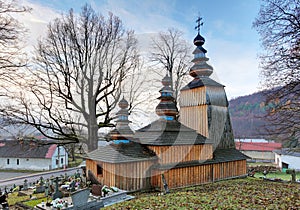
left=23, top=197, right=52, bottom=208
left=68, top=155, right=84, bottom=168
left=254, top=171, right=300, bottom=181
left=105, top=177, right=300, bottom=210
left=7, top=192, right=45, bottom=206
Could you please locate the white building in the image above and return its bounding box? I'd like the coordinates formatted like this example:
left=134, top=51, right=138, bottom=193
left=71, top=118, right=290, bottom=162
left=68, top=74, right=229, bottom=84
left=0, top=140, right=68, bottom=171
left=274, top=149, right=300, bottom=171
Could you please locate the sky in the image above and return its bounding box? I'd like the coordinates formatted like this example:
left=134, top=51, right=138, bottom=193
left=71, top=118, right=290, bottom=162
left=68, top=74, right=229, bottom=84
left=18, top=0, right=262, bottom=99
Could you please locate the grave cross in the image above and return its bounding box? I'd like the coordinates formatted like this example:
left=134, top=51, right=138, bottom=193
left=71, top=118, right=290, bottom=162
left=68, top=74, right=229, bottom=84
left=52, top=177, right=63, bottom=200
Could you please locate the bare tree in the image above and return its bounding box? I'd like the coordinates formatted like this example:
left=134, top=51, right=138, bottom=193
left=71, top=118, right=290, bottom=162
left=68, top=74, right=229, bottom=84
left=1, top=4, right=140, bottom=152
left=0, top=0, right=29, bottom=89
left=253, top=0, right=300, bottom=145
left=150, top=28, right=191, bottom=109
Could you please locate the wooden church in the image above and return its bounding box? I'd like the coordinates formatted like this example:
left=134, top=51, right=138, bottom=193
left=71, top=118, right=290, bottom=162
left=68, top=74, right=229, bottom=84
left=86, top=22, right=248, bottom=192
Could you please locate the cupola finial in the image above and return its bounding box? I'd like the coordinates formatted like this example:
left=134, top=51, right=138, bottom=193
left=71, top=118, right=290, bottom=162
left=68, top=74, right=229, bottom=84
left=195, top=15, right=204, bottom=34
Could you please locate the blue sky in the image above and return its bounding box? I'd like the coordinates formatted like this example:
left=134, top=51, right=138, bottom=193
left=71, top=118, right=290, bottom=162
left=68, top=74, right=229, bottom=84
left=20, top=0, right=262, bottom=99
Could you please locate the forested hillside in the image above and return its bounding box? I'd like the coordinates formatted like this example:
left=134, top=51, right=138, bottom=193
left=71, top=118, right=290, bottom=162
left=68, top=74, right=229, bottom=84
left=229, top=91, right=268, bottom=139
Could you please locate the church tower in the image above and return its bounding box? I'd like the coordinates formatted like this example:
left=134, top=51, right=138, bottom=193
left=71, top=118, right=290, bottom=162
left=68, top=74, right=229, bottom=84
left=179, top=17, right=235, bottom=149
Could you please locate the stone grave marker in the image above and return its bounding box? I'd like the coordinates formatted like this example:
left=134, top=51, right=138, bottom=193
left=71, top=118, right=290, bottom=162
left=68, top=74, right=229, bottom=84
left=91, top=184, right=102, bottom=196
left=52, top=177, right=63, bottom=200
left=23, top=179, right=28, bottom=190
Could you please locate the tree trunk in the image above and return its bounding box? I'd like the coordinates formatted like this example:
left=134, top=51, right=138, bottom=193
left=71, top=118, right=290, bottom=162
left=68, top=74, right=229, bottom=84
left=87, top=120, right=98, bottom=152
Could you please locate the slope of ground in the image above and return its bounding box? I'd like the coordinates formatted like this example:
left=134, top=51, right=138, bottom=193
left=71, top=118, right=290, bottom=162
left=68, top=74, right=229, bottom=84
left=105, top=178, right=300, bottom=209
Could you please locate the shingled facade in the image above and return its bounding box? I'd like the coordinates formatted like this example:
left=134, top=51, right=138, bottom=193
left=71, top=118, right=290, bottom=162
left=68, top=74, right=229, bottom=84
left=86, top=23, right=248, bottom=192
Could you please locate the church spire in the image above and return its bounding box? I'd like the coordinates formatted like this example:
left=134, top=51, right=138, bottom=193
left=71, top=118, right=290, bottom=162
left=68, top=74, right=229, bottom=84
left=155, top=74, right=178, bottom=120
left=189, top=16, right=213, bottom=78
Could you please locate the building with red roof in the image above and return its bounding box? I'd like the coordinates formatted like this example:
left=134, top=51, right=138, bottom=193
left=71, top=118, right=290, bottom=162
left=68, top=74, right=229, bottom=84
left=235, top=141, right=282, bottom=162
left=0, top=140, right=68, bottom=171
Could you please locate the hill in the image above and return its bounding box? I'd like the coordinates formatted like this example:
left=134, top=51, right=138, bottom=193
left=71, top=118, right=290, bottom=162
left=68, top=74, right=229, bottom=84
left=229, top=90, right=269, bottom=139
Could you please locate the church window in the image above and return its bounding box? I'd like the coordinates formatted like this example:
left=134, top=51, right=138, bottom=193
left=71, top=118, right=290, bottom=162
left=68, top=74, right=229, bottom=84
left=7, top=159, right=9, bottom=165
left=17, top=159, right=19, bottom=165
left=97, top=163, right=103, bottom=175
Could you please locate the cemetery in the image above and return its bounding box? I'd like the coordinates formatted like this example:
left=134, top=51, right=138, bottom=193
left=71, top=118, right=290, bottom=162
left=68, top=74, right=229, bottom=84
left=0, top=169, right=134, bottom=209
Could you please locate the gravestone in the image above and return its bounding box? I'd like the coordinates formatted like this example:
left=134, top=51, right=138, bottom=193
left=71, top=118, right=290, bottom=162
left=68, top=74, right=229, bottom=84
left=23, top=179, right=28, bottom=190
left=52, top=177, right=63, bottom=200
left=91, top=184, right=102, bottom=197
left=67, top=188, right=104, bottom=210
left=45, top=179, right=50, bottom=197
left=69, top=180, right=76, bottom=192
left=71, top=188, right=90, bottom=208
left=75, top=170, right=80, bottom=179
left=36, top=185, right=45, bottom=193
left=36, top=176, right=45, bottom=193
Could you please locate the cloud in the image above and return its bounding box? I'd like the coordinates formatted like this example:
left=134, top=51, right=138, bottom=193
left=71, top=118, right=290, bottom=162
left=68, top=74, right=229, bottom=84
left=15, top=0, right=61, bottom=52
left=14, top=0, right=261, bottom=100
left=206, top=37, right=260, bottom=99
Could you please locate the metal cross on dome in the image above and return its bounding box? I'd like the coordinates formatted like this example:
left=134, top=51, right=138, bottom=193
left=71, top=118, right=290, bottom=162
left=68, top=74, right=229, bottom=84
left=195, top=16, right=204, bottom=34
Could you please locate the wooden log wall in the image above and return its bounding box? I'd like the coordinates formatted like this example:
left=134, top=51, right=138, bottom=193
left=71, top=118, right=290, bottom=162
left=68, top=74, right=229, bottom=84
left=212, top=160, right=247, bottom=181
left=112, top=160, right=154, bottom=191
left=152, top=160, right=247, bottom=190
left=179, top=87, right=207, bottom=107
left=179, top=106, right=209, bottom=137
left=148, top=144, right=212, bottom=165
left=180, top=86, right=208, bottom=137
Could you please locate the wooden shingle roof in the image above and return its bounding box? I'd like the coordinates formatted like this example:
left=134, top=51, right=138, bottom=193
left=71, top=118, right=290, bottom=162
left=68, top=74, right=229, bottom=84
left=0, top=140, right=57, bottom=159
left=134, top=119, right=212, bottom=146
left=87, top=141, right=157, bottom=163
left=181, top=77, right=224, bottom=90
left=156, top=148, right=249, bottom=170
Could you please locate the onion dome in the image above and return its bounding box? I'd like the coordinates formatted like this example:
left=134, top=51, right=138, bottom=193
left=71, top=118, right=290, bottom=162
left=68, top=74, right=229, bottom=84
left=193, top=33, right=205, bottom=46
left=162, top=74, right=172, bottom=86
left=189, top=25, right=213, bottom=78
left=155, top=74, right=178, bottom=120
left=118, top=97, right=129, bottom=109
left=107, top=97, right=133, bottom=143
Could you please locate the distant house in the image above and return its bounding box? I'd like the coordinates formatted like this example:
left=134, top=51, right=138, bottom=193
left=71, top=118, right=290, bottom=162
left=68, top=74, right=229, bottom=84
left=274, top=149, right=300, bottom=171
left=0, top=140, right=68, bottom=171
left=235, top=141, right=282, bottom=162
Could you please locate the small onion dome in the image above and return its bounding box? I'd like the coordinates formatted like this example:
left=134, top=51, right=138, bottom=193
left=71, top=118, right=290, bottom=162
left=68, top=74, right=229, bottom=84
left=193, top=33, right=205, bottom=46
left=162, top=74, right=171, bottom=86
left=118, top=97, right=128, bottom=109
left=190, top=62, right=213, bottom=77
left=156, top=102, right=178, bottom=117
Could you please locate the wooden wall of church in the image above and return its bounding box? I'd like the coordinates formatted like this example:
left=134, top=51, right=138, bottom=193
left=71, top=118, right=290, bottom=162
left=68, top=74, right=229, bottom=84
left=151, top=160, right=247, bottom=190
left=148, top=144, right=212, bottom=164
left=86, top=159, right=155, bottom=191
left=180, top=87, right=207, bottom=107
left=180, top=106, right=209, bottom=137
left=180, top=87, right=208, bottom=137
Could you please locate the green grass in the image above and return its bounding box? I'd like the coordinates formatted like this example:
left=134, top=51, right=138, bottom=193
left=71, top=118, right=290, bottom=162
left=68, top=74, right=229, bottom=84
left=0, top=169, right=43, bottom=173
left=247, top=162, right=277, bottom=167
left=23, top=197, right=52, bottom=207
left=7, top=192, right=45, bottom=206
left=68, top=155, right=84, bottom=168
left=105, top=177, right=300, bottom=209
left=254, top=171, right=300, bottom=181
